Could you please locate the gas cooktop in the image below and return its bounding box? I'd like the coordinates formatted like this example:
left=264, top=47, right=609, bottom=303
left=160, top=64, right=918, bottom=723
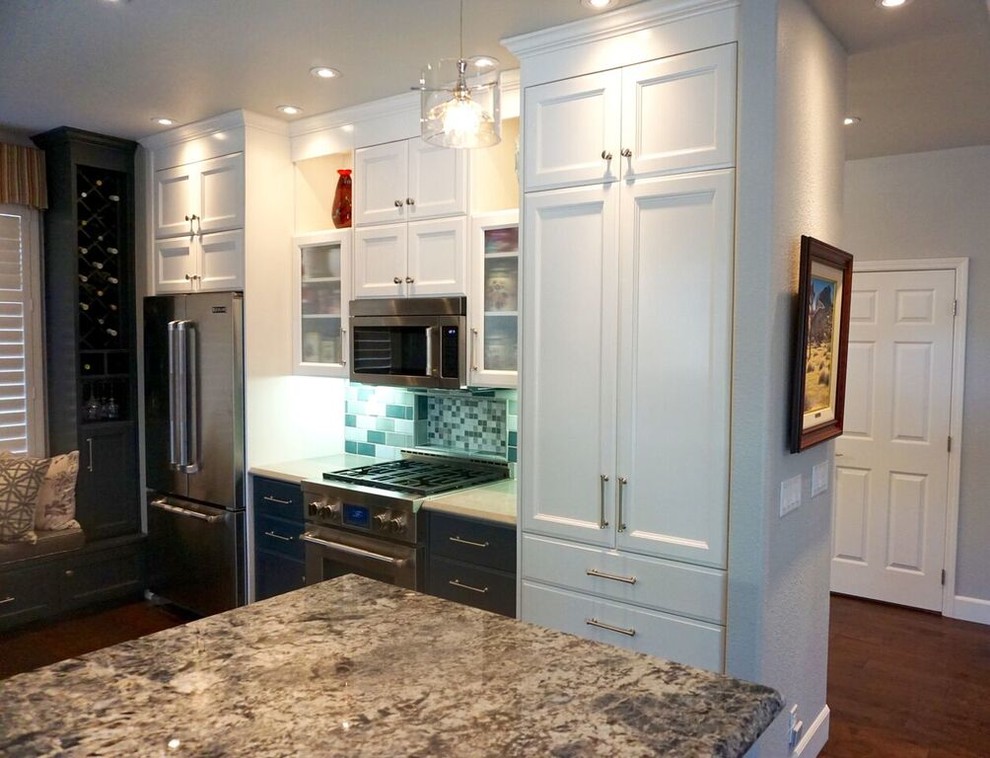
left=322, top=455, right=508, bottom=497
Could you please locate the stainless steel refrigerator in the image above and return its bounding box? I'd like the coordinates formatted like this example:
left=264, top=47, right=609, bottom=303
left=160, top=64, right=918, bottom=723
left=144, top=291, right=245, bottom=616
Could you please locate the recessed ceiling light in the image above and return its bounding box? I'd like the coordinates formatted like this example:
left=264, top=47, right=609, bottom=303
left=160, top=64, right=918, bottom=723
left=277, top=105, right=303, bottom=116
left=151, top=117, right=175, bottom=127
left=875, top=0, right=911, bottom=8
left=310, top=66, right=341, bottom=80
left=843, top=116, right=861, bottom=126
left=581, top=0, right=613, bottom=9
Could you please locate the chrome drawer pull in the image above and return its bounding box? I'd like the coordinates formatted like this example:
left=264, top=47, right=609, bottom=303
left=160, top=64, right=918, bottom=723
left=586, top=617, right=636, bottom=637
left=586, top=568, right=637, bottom=585
left=0, top=596, right=15, bottom=606
left=448, top=579, right=489, bottom=595
left=264, top=530, right=293, bottom=542
left=263, top=495, right=292, bottom=505
left=449, top=535, right=489, bottom=549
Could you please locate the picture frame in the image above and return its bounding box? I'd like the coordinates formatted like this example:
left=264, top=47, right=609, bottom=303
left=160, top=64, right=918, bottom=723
left=789, top=235, right=854, bottom=453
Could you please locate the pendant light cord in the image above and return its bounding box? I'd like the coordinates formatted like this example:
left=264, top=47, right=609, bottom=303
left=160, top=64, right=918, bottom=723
left=459, top=0, right=464, bottom=60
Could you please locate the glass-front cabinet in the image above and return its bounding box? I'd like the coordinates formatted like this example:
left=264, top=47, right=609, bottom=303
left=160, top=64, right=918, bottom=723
left=469, top=210, right=519, bottom=387
left=292, top=229, right=351, bottom=376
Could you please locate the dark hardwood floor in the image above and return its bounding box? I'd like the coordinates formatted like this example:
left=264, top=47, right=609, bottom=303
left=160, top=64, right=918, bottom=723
left=1, top=593, right=988, bottom=756
left=822, top=594, right=990, bottom=757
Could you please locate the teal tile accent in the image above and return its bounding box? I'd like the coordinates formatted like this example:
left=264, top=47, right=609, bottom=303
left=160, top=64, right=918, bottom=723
left=508, top=446, right=517, bottom=463
left=375, top=418, right=396, bottom=432
left=357, top=442, right=376, bottom=457
left=508, top=431, right=517, bottom=447
left=345, top=440, right=357, bottom=454
left=367, top=430, right=387, bottom=444
left=386, top=404, right=406, bottom=419
left=345, top=414, right=357, bottom=427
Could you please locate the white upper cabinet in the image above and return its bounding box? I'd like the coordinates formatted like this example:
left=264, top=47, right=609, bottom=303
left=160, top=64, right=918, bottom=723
left=354, top=139, right=467, bottom=225
left=154, top=153, right=244, bottom=238
left=524, top=44, right=736, bottom=192
left=153, top=229, right=244, bottom=294
left=292, top=229, right=351, bottom=377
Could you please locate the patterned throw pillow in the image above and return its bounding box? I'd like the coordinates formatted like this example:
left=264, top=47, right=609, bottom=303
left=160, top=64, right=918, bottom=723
left=36, top=450, right=80, bottom=531
left=0, top=454, right=50, bottom=544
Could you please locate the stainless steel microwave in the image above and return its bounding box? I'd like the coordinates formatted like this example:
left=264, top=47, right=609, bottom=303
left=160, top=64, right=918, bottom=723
left=349, top=296, right=467, bottom=389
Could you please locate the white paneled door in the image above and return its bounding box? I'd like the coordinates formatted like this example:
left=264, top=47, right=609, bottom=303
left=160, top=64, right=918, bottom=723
left=831, top=268, right=956, bottom=611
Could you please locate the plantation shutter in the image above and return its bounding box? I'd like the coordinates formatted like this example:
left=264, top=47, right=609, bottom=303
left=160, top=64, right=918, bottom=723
left=0, top=210, right=33, bottom=453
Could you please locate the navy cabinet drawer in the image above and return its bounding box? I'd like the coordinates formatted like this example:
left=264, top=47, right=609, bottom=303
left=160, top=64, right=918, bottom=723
left=255, top=552, right=305, bottom=601
left=429, top=513, right=516, bottom=572
left=255, top=512, right=304, bottom=560
left=253, top=477, right=303, bottom=521
left=0, top=562, right=60, bottom=630
left=429, top=556, right=515, bottom=617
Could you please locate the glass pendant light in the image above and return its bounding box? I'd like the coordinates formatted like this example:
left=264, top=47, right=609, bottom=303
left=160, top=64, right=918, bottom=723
left=418, top=0, right=501, bottom=149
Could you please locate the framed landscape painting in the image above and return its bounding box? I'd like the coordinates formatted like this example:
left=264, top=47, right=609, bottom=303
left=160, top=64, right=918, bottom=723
left=789, top=235, right=854, bottom=453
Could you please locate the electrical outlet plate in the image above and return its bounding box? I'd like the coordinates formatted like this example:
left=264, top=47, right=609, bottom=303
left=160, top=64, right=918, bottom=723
left=811, top=460, right=829, bottom=497
left=779, top=474, right=802, bottom=517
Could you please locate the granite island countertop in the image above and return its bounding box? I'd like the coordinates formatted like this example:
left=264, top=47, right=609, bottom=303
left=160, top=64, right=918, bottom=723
left=0, top=576, right=781, bottom=757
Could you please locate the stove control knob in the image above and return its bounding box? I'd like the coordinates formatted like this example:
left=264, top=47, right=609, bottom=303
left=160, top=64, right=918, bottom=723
left=311, top=500, right=325, bottom=515
left=373, top=512, right=390, bottom=531
left=389, top=516, right=407, bottom=533
left=326, top=499, right=342, bottom=517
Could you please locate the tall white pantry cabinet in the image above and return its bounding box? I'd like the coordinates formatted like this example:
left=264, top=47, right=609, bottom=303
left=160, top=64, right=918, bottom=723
left=507, top=1, right=738, bottom=672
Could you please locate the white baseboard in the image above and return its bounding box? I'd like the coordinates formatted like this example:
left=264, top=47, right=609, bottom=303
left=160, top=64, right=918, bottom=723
left=795, top=704, right=830, bottom=757
left=949, top=595, right=990, bottom=626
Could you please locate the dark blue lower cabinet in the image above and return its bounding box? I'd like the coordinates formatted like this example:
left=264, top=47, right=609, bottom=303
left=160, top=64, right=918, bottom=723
left=252, top=477, right=305, bottom=601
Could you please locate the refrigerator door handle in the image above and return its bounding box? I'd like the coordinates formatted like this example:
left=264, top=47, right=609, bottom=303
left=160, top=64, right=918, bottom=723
left=167, top=320, right=183, bottom=469
left=150, top=498, right=222, bottom=524
left=169, top=319, right=200, bottom=473
left=184, top=322, right=200, bottom=473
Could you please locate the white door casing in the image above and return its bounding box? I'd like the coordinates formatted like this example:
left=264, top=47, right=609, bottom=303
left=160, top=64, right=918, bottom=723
left=832, top=265, right=961, bottom=611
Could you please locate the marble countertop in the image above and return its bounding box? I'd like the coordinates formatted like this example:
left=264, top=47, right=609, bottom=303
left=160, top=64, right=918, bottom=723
left=0, top=576, right=781, bottom=757
left=250, top=454, right=518, bottom=526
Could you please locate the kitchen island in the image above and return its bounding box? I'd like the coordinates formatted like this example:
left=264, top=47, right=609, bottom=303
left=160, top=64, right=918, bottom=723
left=0, top=576, right=781, bottom=756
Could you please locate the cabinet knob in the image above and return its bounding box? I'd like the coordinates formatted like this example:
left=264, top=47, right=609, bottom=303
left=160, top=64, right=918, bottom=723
left=620, top=148, right=633, bottom=158
left=405, top=276, right=414, bottom=284
left=64, top=569, right=74, bottom=578
left=394, top=200, right=404, bottom=208
left=405, top=197, right=415, bottom=206
left=601, top=150, right=613, bottom=161
left=393, top=276, right=402, bottom=284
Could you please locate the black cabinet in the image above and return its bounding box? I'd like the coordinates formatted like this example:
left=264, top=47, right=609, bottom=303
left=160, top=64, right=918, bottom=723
left=427, top=512, right=516, bottom=617
left=253, top=477, right=305, bottom=601
left=32, top=127, right=140, bottom=542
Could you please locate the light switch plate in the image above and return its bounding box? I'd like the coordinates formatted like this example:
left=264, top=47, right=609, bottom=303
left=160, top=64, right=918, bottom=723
left=779, top=474, right=802, bottom=517
left=811, top=461, right=829, bottom=497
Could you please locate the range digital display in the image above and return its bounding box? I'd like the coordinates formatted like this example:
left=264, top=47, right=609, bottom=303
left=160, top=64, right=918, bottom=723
left=343, top=504, right=371, bottom=529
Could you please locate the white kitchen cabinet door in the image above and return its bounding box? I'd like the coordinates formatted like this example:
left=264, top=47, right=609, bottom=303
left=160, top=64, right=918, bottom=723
left=292, top=229, right=351, bottom=377
left=353, top=141, right=408, bottom=226
left=154, top=153, right=243, bottom=238
left=523, top=70, right=621, bottom=192
left=198, top=229, right=244, bottom=291
left=614, top=170, right=734, bottom=568
left=353, top=223, right=407, bottom=298
left=520, top=184, right=619, bottom=547
left=406, top=217, right=466, bottom=297
left=621, top=44, right=736, bottom=178
left=407, top=140, right=468, bottom=220
left=154, top=236, right=197, bottom=293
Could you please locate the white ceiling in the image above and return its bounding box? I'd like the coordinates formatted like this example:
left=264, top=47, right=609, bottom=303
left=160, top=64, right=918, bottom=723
left=1, top=0, right=987, bottom=159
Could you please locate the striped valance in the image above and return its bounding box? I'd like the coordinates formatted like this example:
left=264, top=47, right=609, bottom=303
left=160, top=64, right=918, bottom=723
left=0, top=143, right=48, bottom=210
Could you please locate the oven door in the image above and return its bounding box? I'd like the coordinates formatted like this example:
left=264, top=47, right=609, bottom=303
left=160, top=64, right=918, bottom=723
left=301, top=525, right=422, bottom=590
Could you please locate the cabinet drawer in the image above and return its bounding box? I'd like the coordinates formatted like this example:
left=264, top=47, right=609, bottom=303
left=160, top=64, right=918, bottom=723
left=61, top=541, right=145, bottom=611
left=521, top=580, right=724, bottom=672
left=429, top=556, right=515, bottom=618
left=522, top=534, right=725, bottom=624
left=255, top=512, right=304, bottom=560
left=430, top=513, right=516, bottom=572
left=0, top=562, right=60, bottom=630
left=253, top=477, right=303, bottom=520
left=255, top=551, right=305, bottom=602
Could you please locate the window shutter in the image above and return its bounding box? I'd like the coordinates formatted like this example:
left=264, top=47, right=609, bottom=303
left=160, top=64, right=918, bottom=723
left=0, top=211, right=32, bottom=453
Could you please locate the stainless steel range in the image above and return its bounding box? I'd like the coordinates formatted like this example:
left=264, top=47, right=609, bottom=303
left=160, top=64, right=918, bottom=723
left=300, top=450, right=509, bottom=590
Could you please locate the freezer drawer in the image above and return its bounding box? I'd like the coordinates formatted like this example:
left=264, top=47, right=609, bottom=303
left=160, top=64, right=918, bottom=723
left=147, top=494, right=245, bottom=617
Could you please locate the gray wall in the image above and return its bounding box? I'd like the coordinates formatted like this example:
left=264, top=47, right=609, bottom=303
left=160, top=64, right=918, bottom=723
left=844, top=145, right=990, bottom=606
left=729, top=0, right=846, bottom=754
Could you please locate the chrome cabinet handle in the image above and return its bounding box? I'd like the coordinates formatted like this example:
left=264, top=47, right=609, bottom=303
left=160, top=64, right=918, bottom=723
left=448, top=579, right=488, bottom=595
left=601, top=150, right=613, bottom=161
left=86, top=437, right=94, bottom=472
left=599, top=474, right=610, bottom=529
left=263, top=495, right=292, bottom=505
left=617, top=476, right=628, bottom=532
left=394, top=200, right=404, bottom=208
left=406, top=198, right=415, bottom=206
left=393, top=276, right=402, bottom=284
left=405, top=276, right=414, bottom=284
left=586, top=568, right=637, bottom=585
left=449, top=535, right=489, bottom=549
left=185, top=214, right=195, bottom=235
left=586, top=617, right=636, bottom=637
left=471, top=327, right=479, bottom=371
left=150, top=498, right=222, bottom=524
left=340, top=327, right=347, bottom=366
left=620, top=148, right=632, bottom=158
left=264, top=530, right=293, bottom=542
left=0, top=596, right=15, bottom=606
left=194, top=215, right=202, bottom=235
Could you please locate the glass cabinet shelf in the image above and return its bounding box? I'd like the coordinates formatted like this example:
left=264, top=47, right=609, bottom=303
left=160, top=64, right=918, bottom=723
left=470, top=211, right=519, bottom=387
left=293, top=230, right=351, bottom=376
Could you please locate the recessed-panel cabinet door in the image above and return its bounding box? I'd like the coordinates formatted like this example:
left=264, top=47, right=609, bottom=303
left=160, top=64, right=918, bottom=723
left=354, top=141, right=408, bottom=226
left=524, top=70, right=621, bottom=191
left=621, top=44, right=736, bottom=178
left=199, top=229, right=244, bottom=291
left=408, top=141, right=468, bottom=220
left=614, top=170, right=734, bottom=568
left=520, top=185, right=619, bottom=547
left=196, top=154, right=244, bottom=234
left=354, top=223, right=407, bottom=297
left=407, top=217, right=466, bottom=296
left=154, top=236, right=196, bottom=293
left=154, top=164, right=196, bottom=238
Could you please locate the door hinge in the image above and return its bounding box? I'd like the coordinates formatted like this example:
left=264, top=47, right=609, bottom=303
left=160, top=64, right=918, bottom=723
left=941, top=569, right=946, bottom=586
left=947, top=435, right=952, bottom=453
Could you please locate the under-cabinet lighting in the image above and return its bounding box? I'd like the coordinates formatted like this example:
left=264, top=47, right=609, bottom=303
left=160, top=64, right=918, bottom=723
left=277, top=105, right=303, bottom=116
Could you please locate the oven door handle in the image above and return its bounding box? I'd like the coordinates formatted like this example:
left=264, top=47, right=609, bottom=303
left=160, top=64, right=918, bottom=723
left=300, top=531, right=407, bottom=567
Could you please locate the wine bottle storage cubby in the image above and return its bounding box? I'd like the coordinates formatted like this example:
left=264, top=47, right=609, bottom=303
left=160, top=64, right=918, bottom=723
left=77, top=166, right=125, bottom=351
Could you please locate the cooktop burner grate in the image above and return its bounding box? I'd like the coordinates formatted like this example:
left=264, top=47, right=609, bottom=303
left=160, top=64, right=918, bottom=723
left=322, top=458, right=507, bottom=497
